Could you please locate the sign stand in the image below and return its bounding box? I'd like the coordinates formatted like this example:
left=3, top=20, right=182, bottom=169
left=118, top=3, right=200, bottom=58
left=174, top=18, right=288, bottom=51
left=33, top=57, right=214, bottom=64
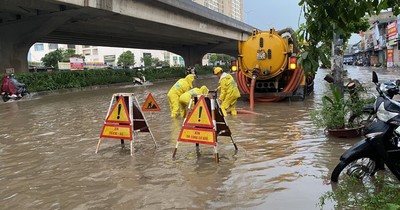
left=96, top=93, right=157, bottom=156
left=172, top=92, right=237, bottom=162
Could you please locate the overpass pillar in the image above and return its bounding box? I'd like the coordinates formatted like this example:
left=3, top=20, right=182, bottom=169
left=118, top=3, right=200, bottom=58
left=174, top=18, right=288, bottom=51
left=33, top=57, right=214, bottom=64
left=0, top=15, right=71, bottom=73
left=171, top=46, right=214, bottom=67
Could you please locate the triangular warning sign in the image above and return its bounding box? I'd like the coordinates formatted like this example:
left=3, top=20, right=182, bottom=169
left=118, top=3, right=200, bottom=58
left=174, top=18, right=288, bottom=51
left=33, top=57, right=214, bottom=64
left=184, top=96, right=213, bottom=128
left=141, top=93, right=161, bottom=112
left=106, top=97, right=131, bottom=124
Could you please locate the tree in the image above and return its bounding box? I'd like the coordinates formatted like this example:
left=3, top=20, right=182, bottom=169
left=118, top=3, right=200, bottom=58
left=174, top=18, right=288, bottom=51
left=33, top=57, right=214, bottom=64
left=41, top=48, right=84, bottom=70
left=117, top=50, right=135, bottom=67
left=62, top=48, right=84, bottom=62
left=41, top=49, right=63, bottom=69
left=209, top=53, right=235, bottom=65
left=297, top=0, right=399, bottom=94
left=141, top=54, right=153, bottom=67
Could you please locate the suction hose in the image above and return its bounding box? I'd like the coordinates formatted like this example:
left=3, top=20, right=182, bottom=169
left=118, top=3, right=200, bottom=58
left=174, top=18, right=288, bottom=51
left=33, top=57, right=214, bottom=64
left=236, top=67, right=304, bottom=103
left=250, top=75, right=256, bottom=110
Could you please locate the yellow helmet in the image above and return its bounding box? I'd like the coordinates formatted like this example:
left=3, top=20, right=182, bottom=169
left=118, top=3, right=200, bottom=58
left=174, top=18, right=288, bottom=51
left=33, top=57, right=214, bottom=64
left=200, top=85, right=209, bottom=94
left=213, top=67, right=223, bottom=75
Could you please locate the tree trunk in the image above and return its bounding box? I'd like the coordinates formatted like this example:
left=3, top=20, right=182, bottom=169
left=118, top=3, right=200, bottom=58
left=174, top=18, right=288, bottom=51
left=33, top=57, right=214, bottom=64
left=332, top=45, right=344, bottom=97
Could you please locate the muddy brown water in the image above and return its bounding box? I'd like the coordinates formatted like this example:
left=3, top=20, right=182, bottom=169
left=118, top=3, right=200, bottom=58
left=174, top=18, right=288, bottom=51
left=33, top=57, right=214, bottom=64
left=1, top=66, right=399, bottom=209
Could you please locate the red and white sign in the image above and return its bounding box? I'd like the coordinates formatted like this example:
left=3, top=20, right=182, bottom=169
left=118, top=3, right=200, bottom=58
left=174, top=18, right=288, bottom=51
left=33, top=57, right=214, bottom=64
left=70, top=57, right=84, bottom=70
left=387, top=47, right=394, bottom=68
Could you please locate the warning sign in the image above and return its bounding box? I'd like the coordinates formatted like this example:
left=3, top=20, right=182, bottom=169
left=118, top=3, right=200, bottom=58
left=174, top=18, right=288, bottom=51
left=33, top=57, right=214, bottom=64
left=100, top=124, right=133, bottom=140
left=141, top=93, right=161, bottom=112
left=184, top=96, right=213, bottom=128
left=106, top=97, right=131, bottom=124
left=178, top=127, right=216, bottom=145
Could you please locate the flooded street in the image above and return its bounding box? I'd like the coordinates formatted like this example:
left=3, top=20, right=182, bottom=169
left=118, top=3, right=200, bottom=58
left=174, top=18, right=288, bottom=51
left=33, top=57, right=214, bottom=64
left=1, top=66, right=400, bottom=210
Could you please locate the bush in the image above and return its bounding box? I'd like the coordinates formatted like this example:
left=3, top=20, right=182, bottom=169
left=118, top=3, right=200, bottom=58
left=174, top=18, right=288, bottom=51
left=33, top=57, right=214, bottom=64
left=1, top=66, right=214, bottom=92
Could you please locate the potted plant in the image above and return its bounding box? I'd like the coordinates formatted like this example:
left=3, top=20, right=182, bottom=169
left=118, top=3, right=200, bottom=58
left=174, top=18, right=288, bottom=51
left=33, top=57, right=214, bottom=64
left=311, top=83, right=369, bottom=138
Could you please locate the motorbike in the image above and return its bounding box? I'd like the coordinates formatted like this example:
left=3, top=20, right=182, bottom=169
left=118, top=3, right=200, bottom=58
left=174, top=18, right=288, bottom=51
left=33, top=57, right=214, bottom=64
left=1, top=86, right=30, bottom=102
left=347, top=79, right=400, bottom=134
left=331, top=71, right=400, bottom=182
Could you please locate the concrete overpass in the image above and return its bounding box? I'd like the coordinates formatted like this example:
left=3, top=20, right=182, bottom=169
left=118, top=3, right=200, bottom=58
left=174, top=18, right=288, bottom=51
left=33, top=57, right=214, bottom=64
left=0, top=0, right=255, bottom=73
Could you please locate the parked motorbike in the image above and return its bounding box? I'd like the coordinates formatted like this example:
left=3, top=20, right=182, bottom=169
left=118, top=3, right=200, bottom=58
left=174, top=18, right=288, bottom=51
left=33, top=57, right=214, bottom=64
left=331, top=71, right=400, bottom=182
left=1, top=86, right=30, bottom=102
left=347, top=79, right=400, bottom=134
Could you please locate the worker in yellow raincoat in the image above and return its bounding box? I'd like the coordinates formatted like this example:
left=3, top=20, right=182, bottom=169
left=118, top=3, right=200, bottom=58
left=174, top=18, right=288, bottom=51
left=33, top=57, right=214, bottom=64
left=178, top=85, right=209, bottom=118
left=214, top=67, right=241, bottom=116
left=167, top=74, right=195, bottom=117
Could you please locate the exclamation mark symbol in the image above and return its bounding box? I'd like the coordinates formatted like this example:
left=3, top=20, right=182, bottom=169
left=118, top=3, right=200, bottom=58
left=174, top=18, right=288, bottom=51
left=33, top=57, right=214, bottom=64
left=198, top=106, right=202, bottom=122
left=117, top=104, right=122, bottom=119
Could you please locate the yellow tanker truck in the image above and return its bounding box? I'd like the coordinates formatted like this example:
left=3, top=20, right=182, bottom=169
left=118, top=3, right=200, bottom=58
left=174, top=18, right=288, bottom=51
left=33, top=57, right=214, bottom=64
left=235, top=28, right=314, bottom=106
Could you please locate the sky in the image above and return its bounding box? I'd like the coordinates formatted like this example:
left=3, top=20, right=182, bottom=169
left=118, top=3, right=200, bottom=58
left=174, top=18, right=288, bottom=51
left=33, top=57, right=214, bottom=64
left=242, top=0, right=361, bottom=44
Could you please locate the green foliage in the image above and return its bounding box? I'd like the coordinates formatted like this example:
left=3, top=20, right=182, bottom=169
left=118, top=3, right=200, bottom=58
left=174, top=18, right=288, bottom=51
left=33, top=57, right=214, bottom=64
left=117, top=51, right=135, bottom=67
left=208, top=53, right=235, bottom=65
left=141, top=54, right=153, bottom=67
left=62, top=48, right=84, bottom=62
left=41, top=49, right=63, bottom=69
left=140, top=54, right=169, bottom=67
left=41, top=49, right=84, bottom=70
left=297, top=0, right=399, bottom=74
left=312, top=84, right=349, bottom=129
left=312, top=82, right=371, bottom=129
left=1, top=66, right=214, bottom=92
left=318, top=176, right=400, bottom=209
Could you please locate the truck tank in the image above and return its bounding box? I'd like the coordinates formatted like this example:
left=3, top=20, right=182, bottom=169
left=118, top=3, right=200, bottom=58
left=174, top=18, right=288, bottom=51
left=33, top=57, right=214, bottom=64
left=236, top=28, right=314, bottom=106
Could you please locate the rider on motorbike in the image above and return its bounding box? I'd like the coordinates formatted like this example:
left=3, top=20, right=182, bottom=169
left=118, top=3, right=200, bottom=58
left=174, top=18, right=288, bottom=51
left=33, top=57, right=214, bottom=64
left=9, top=74, right=25, bottom=97
left=1, top=74, right=18, bottom=97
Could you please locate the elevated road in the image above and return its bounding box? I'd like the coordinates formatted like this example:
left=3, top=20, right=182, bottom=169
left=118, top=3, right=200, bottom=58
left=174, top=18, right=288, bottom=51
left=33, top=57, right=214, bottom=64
left=0, top=0, right=254, bottom=73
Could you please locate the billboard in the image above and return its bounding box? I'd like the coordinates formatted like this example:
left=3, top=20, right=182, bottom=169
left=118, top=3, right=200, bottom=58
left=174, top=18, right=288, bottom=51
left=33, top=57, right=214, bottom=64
left=70, top=57, right=84, bottom=70
left=387, top=20, right=398, bottom=46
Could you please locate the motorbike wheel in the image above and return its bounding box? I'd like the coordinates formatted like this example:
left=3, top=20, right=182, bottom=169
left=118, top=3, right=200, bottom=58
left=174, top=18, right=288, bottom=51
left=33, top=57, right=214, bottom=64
left=2, top=94, right=9, bottom=102
left=331, top=157, right=378, bottom=182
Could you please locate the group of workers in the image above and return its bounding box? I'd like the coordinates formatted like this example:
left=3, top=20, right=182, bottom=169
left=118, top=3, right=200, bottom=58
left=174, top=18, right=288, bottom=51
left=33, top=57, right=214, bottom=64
left=167, top=66, right=241, bottom=118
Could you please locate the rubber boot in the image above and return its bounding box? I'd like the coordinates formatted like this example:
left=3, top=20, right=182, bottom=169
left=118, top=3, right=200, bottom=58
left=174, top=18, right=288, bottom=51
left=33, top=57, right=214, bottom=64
left=221, top=108, right=227, bottom=117
left=231, top=108, right=237, bottom=116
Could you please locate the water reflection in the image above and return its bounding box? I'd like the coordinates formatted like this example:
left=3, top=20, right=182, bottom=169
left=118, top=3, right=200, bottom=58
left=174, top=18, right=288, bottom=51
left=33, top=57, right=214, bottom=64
left=0, top=67, right=398, bottom=209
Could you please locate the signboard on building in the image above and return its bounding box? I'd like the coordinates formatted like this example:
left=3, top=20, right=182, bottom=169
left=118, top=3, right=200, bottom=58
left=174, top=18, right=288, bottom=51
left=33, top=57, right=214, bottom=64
left=104, top=55, right=116, bottom=65
left=70, top=57, right=84, bottom=70
left=398, top=15, right=400, bottom=41
left=85, top=62, right=107, bottom=69
left=387, top=21, right=398, bottom=46
left=387, top=47, right=394, bottom=67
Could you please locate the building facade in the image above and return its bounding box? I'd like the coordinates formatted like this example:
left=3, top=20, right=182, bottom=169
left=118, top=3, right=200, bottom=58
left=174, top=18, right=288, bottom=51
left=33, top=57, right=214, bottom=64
left=192, top=0, right=243, bottom=21
left=350, top=12, right=400, bottom=67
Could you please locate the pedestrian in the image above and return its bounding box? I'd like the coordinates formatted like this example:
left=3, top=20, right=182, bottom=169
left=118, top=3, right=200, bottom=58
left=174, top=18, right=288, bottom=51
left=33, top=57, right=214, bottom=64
left=167, top=74, right=195, bottom=117
left=213, top=67, right=241, bottom=116
left=178, top=85, right=209, bottom=117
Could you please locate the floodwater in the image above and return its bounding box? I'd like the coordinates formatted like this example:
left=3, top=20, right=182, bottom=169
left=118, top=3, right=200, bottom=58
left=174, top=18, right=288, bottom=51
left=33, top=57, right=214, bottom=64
left=1, top=66, right=399, bottom=210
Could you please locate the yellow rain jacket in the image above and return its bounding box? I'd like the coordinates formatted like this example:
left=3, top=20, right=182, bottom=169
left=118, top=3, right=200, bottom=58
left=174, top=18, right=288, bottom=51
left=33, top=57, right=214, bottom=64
left=167, top=74, right=195, bottom=117
left=218, top=72, right=241, bottom=116
left=179, top=86, right=209, bottom=117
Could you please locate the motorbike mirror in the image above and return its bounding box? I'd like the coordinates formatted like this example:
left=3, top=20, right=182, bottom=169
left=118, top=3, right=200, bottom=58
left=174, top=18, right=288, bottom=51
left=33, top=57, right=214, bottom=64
left=372, top=71, right=378, bottom=83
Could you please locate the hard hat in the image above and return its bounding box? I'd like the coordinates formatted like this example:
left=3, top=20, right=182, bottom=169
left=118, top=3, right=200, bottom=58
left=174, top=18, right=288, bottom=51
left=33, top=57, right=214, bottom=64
left=185, top=74, right=195, bottom=81
left=200, top=85, right=209, bottom=94
left=213, top=67, right=223, bottom=75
